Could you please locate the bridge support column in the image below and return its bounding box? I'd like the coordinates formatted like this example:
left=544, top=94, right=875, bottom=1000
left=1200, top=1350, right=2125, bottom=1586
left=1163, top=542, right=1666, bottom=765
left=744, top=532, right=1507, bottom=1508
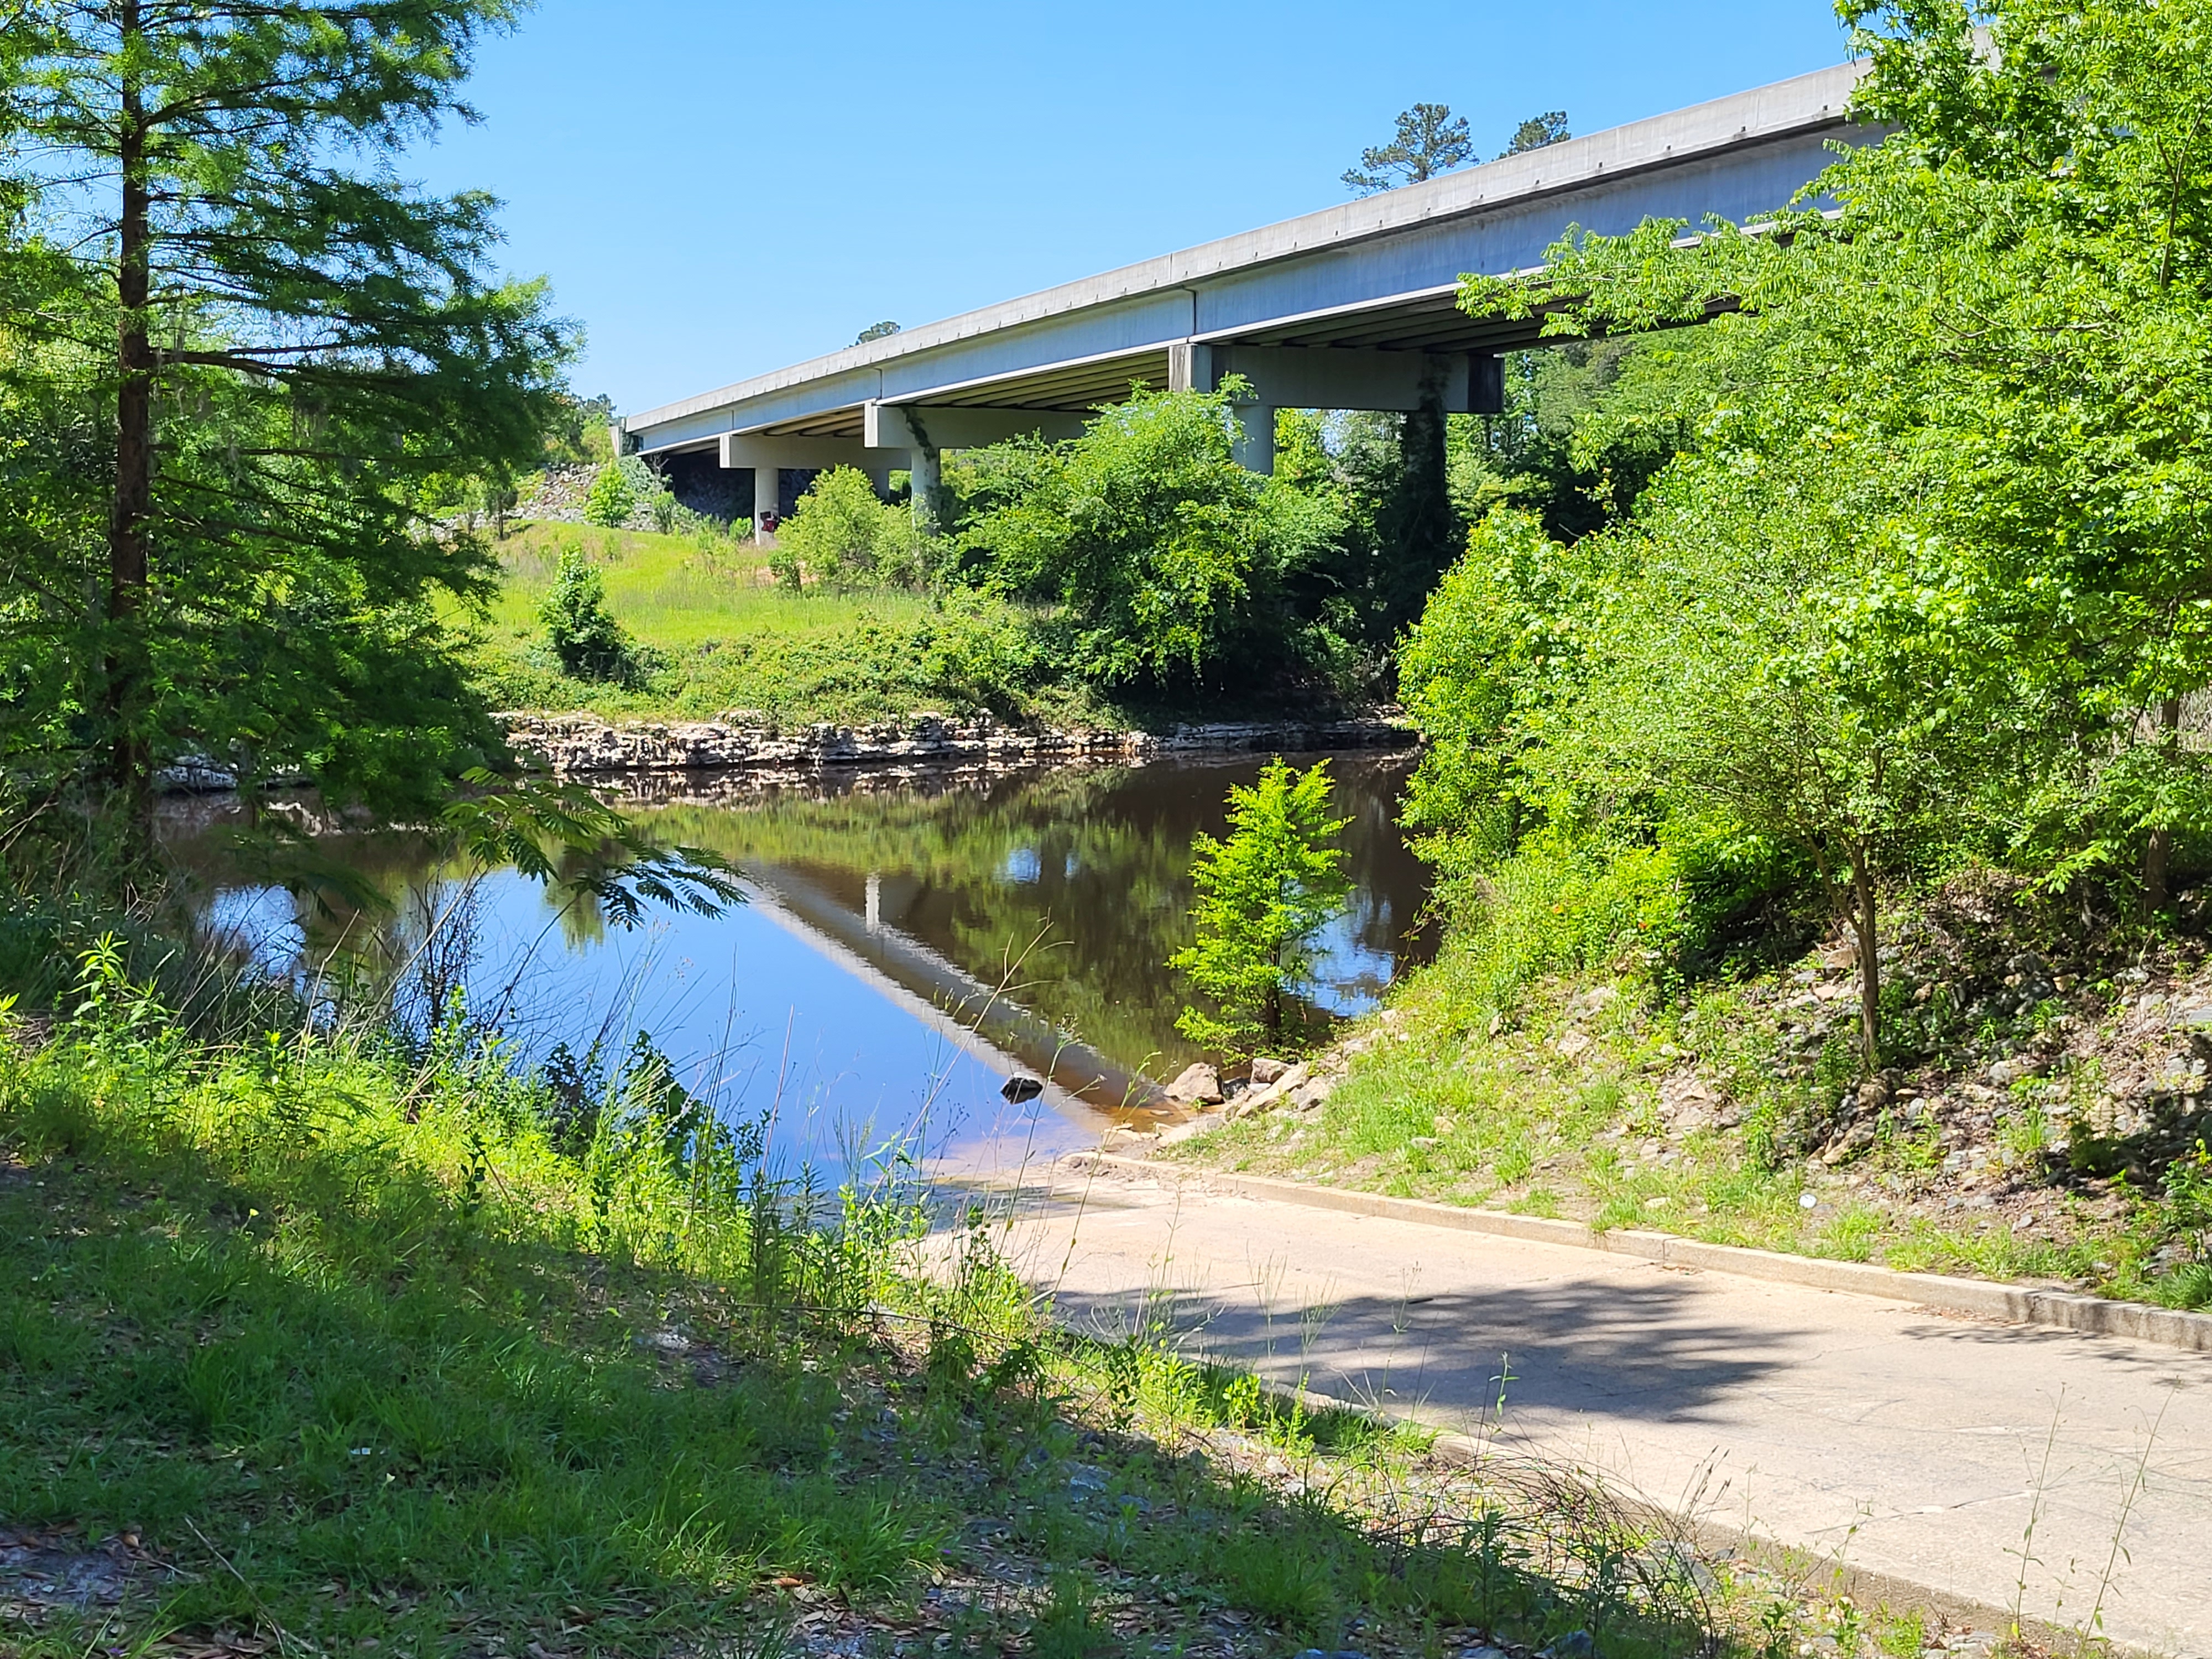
left=1175, top=341, right=1274, bottom=473
left=716, top=431, right=909, bottom=540
left=1230, top=399, right=1275, bottom=475
left=750, top=468, right=779, bottom=540
left=909, top=443, right=943, bottom=536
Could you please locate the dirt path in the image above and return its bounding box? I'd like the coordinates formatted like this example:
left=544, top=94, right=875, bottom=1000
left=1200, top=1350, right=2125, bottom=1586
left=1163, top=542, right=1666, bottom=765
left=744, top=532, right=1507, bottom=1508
left=974, top=1159, right=2211, bottom=1657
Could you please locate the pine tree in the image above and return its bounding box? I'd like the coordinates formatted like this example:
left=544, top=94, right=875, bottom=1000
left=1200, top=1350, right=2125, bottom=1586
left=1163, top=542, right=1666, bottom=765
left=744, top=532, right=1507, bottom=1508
left=1343, top=104, right=1474, bottom=195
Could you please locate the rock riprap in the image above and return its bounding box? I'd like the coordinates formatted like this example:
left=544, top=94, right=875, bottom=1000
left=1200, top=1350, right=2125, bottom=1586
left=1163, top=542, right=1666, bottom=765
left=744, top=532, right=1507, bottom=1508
left=498, top=712, right=1413, bottom=776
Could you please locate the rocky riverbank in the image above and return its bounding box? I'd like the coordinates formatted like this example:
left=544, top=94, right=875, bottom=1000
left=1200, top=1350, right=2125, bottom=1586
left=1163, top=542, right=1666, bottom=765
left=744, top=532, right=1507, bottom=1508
left=497, top=711, right=1417, bottom=776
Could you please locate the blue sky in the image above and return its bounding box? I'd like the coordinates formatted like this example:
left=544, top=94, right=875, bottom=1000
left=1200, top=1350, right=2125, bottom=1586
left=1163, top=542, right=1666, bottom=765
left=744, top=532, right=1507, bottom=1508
left=415, top=1, right=1853, bottom=416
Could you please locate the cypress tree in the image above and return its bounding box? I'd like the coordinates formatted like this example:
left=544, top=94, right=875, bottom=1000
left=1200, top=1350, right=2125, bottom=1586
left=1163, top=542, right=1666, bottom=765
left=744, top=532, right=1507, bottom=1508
left=9, top=1, right=571, bottom=822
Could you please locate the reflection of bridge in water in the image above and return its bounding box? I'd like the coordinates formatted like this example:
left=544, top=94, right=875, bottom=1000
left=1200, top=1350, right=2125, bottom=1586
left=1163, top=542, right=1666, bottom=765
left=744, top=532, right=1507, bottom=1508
left=737, top=858, right=1159, bottom=1141
left=623, top=60, right=1869, bottom=512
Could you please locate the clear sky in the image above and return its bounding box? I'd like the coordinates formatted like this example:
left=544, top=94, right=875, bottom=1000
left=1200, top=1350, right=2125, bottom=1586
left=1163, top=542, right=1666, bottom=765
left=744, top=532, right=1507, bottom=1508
left=414, top=1, right=1855, bottom=416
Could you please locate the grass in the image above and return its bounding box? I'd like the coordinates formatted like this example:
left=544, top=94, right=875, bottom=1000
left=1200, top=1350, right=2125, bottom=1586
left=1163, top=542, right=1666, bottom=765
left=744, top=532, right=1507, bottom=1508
left=1170, top=915, right=2207, bottom=1310
left=458, top=522, right=1104, bottom=729
left=1, top=943, right=1945, bottom=1659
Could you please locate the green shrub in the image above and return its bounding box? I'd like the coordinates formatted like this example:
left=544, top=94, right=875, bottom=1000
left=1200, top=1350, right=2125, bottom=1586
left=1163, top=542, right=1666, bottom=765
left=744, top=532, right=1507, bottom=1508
left=540, top=549, right=633, bottom=680
left=954, top=386, right=1342, bottom=687
left=778, top=467, right=923, bottom=589
left=582, top=463, right=635, bottom=528
left=1417, top=829, right=1686, bottom=1025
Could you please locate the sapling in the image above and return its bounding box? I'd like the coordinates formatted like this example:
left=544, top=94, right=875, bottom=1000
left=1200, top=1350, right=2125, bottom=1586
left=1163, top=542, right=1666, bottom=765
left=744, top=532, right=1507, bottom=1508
left=1170, top=758, right=1352, bottom=1055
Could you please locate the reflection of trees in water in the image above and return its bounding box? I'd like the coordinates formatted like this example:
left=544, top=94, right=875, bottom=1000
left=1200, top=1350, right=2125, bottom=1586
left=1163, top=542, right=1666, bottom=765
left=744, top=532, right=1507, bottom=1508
left=166, top=752, right=1430, bottom=1077
left=642, top=753, right=1430, bottom=1070
left=171, top=822, right=553, bottom=1040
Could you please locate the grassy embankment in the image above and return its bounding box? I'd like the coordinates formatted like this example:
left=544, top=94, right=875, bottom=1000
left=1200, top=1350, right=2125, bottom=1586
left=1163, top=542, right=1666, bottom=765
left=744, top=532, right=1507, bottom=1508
left=1174, top=874, right=2212, bottom=1311
left=458, top=523, right=1107, bottom=731
left=0, top=942, right=1919, bottom=1659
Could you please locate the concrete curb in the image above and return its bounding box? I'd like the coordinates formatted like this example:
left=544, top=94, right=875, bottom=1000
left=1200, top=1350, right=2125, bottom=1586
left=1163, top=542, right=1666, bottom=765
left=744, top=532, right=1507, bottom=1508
left=1067, top=1152, right=2212, bottom=1355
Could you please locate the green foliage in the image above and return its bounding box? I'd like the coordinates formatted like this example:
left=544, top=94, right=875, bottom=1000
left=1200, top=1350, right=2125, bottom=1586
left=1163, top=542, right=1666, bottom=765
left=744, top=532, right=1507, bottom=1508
left=0, top=983, right=947, bottom=1655
left=1395, top=0, right=2212, bottom=1068
left=583, top=463, right=637, bottom=528
left=469, top=528, right=1063, bottom=726
left=1397, top=508, right=1615, bottom=883
left=539, top=549, right=634, bottom=680
left=1458, top=0, right=2212, bottom=913
left=1447, top=338, right=1718, bottom=544
left=0, top=0, right=572, bottom=819
left=956, top=385, right=1342, bottom=688
left=1171, top=759, right=1352, bottom=1054
left=544, top=392, right=618, bottom=468
left=776, top=466, right=925, bottom=589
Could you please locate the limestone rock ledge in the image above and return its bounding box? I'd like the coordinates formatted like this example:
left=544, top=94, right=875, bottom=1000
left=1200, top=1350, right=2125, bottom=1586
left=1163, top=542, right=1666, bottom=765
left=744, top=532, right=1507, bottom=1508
left=498, top=712, right=1414, bottom=776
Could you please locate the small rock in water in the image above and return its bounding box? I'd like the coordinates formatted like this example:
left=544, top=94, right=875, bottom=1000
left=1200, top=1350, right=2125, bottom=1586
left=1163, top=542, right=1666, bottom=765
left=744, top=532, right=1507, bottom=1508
left=1166, top=1061, right=1224, bottom=1104
left=1250, top=1056, right=1291, bottom=1086
left=1540, top=1634, right=1597, bottom=1659
left=1293, top=1651, right=1371, bottom=1659
left=1000, top=1074, right=1045, bottom=1103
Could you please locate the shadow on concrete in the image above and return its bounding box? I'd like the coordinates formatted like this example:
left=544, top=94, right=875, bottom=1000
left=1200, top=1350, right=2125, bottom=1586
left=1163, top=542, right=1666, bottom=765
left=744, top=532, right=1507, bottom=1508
left=954, top=1179, right=1813, bottom=1431
left=1044, top=1273, right=1812, bottom=1432
left=1892, top=1305, right=2212, bottom=1379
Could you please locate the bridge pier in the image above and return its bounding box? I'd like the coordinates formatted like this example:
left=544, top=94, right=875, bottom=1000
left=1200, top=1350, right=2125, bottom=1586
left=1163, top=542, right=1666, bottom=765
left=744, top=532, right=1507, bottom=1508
left=1171, top=340, right=1504, bottom=474
left=1229, top=397, right=1277, bottom=474
left=909, top=444, right=943, bottom=537
left=718, top=432, right=907, bottom=539
left=864, top=403, right=1094, bottom=531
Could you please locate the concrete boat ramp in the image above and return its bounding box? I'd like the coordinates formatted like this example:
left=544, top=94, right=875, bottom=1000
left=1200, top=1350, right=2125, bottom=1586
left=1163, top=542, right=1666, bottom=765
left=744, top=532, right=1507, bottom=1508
left=958, top=1158, right=2211, bottom=1656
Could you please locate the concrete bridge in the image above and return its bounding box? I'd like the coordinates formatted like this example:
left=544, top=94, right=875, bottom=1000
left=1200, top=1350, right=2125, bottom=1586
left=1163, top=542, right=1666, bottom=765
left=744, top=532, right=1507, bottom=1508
left=621, top=59, right=1867, bottom=521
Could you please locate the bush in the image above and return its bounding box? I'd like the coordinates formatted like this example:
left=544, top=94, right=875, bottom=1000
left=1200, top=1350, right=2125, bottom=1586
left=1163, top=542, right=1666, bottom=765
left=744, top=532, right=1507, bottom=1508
left=954, top=387, right=1342, bottom=688
left=539, top=549, right=633, bottom=681
left=1170, top=758, right=1352, bottom=1055
left=583, top=464, right=635, bottom=528
left=777, top=467, right=923, bottom=589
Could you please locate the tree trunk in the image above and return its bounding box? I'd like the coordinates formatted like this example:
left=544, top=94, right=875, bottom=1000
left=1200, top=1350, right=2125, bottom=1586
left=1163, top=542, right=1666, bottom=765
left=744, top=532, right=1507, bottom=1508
left=107, top=18, right=154, bottom=828
left=1849, top=841, right=1881, bottom=1070
left=2145, top=696, right=2183, bottom=914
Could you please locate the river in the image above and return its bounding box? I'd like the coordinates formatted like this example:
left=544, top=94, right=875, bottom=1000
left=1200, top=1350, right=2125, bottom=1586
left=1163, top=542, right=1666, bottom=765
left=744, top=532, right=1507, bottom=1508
left=178, top=749, right=1433, bottom=1180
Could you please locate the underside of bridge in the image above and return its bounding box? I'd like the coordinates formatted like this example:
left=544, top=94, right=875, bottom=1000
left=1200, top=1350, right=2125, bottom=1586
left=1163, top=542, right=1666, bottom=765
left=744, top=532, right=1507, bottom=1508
left=656, top=301, right=1540, bottom=529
